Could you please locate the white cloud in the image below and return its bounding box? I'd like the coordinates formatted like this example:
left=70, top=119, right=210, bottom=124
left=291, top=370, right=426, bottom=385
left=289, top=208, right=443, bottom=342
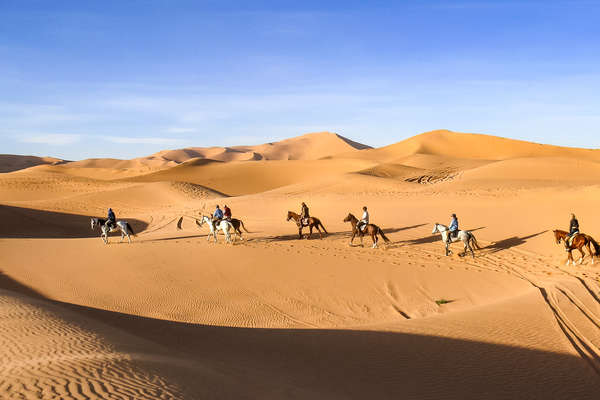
left=19, top=133, right=81, bottom=145
left=104, top=136, right=185, bottom=145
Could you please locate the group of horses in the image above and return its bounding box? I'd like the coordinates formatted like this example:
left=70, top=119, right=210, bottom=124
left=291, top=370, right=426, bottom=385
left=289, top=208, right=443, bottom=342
left=90, top=213, right=599, bottom=266
left=89, top=211, right=480, bottom=259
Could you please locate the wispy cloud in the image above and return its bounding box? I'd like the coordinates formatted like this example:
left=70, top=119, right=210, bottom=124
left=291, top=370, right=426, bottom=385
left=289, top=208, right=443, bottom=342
left=19, top=133, right=82, bottom=145
left=104, top=136, right=185, bottom=145
left=165, top=127, right=197, bottom=134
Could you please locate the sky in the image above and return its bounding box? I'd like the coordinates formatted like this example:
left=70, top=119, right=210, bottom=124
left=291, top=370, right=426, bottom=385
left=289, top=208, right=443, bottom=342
left=1, top=0, right=599, bottom=160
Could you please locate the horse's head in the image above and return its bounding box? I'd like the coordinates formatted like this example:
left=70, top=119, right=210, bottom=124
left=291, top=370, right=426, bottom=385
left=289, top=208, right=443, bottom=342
left=553, top=230, right=562, bottom=244
left=286, top=211, right=293, bottom=221
left=343, top=213, right=354, bottom=223
left=432, top=223, right=439, bottom=234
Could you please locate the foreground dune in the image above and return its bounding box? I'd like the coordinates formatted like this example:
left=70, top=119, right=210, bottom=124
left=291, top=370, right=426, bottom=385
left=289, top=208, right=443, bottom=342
left=2, top=130, right=600, bottom=398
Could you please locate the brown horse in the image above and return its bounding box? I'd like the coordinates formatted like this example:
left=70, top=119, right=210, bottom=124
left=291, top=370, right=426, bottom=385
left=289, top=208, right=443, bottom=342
left=286, top=211, right=327, bottom=239
left=553, top=229, right=600, bottom=266
left=343, top=213, right=390, bottom=248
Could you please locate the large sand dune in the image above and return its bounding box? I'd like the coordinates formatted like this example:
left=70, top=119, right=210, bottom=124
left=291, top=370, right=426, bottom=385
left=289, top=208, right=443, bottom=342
left=2, top=130, right=600, bottom=399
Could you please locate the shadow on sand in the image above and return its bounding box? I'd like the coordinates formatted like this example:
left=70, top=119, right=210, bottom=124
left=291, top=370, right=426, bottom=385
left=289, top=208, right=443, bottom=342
left=254, top=223, right=428, bottom=244
left=0, top=204, right=148, bottom=239
left=483, top=231, right=548, bottom=254
left=0, top=271, right=598, bottom=399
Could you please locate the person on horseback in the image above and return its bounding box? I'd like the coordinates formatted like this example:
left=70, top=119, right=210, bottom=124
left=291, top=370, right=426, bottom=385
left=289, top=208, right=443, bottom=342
left=357, top=206, right=369, bottom=233
left=447, top=213, right=458, bottom=243
left=106, top=208, right=116, bottom=230
left=212, top=205, right=224, bottom=229
left=567, top=213, right=580, bottom=245
left=300, top=202, right=310, bottom=227
left=223, top=204, right=232, bottom=221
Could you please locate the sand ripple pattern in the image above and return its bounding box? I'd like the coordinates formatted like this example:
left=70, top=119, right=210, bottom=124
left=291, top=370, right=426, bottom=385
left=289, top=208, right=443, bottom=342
left=0, top=291, right=182, bottom=400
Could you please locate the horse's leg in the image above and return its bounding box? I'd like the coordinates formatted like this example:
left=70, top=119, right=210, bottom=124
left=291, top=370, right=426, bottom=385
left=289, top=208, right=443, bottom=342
left=349, top=231, right=355, bottom=246
left=445, top=242, right=450, bottom=256
left=298, top=226, right=303, bottom=239
left=315, top=224, right=323, bottom=239
left=469, top=239, right=475, bottom=258
left=578, top=247, right=585, bottom=264
left=566, top=250, right=573, bottom=266
left=372, top=233, right=378, bottom=248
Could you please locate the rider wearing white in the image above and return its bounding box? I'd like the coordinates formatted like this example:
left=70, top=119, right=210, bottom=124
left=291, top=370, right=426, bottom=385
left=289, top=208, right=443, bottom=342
left=357, top=206, right=369, bottom=232
left=447, top=213, right=458, bottom=243
left=106, top=208, right=116, bottom=230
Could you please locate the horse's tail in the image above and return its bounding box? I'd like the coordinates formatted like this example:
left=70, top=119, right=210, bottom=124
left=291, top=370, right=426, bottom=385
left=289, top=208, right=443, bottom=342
left=588, top=236, right=600, bottom=256
left=378, top=227, right=390, bottom=243
left=126, top=222, right=136, bottom=236
left=469, top=232, right=480, bottom=250
left=240, top=220, right=250, bottom=233
left=319, top=220, right=328, bottom=234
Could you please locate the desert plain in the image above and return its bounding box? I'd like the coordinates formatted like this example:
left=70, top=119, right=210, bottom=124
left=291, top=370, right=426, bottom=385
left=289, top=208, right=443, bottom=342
left=1, top=129, right=600, bottom=399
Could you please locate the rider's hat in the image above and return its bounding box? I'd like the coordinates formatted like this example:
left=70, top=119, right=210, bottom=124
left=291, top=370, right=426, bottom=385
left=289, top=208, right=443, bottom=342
left=451, top=213, right=456, bottom=217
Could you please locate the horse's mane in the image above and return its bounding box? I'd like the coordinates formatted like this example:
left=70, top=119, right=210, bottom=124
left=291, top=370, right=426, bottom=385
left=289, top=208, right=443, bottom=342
left=554, top=229, right=568, bottom=235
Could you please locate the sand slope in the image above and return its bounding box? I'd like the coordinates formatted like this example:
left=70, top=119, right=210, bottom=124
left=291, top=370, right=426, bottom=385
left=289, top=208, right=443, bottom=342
left=2, top=129, right=600, bottom=398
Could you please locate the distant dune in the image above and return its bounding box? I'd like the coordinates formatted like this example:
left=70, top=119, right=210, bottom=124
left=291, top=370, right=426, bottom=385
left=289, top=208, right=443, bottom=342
left=338, top=129, right=600, bottom=162
left=0, top=154, right=65, bottom=173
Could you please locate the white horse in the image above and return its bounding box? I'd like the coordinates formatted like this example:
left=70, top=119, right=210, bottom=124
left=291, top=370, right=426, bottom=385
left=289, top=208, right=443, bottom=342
left=91, top=217, right=135, bottom=244
left=197, top=215, right=235, bottom=243
left=432, top=223, right=480, bottom=258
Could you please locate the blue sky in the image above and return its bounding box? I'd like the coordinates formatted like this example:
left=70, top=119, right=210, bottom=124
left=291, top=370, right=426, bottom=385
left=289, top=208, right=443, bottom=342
left=1, top=0, right=599, bottom=160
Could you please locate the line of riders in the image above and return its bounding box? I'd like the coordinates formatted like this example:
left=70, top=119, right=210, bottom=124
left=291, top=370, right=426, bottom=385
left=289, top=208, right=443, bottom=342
left=98, top=206, right=596, bottom=264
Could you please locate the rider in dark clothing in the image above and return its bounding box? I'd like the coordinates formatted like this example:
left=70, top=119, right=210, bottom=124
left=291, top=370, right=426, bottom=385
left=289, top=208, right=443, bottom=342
left=106, top=208, right=116, bottom=230
left=223, top=205, right=232, bottom=221
left=300, top=202, right=310, bottom=227
left=567, top=213, right=579, bottom=243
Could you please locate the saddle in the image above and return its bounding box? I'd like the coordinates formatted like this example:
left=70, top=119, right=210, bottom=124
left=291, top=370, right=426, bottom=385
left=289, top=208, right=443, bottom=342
left=567, top=233, right=579, bottom=246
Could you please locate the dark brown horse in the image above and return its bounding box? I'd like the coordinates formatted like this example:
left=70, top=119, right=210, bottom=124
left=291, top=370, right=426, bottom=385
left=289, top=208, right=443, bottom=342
left=286, top=211, right=327, bottom=239
left=553, top=229, right=600, bottom=266
left=343, top=213, right=390, bottom=248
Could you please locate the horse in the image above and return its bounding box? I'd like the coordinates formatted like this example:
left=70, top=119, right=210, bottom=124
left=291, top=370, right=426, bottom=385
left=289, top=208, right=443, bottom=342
left=553, top=229, right=600, bottom=266
left=196, top=215, right=235, bottom=243
left=227, top=218, right=250, bottom=240
left=432, top=223, right=480, bottom=258
left=343, top=213, right=390, bottom=248
left=286, top=211, right=328, bottom=239
left=91, top=217, right=135, bottom=244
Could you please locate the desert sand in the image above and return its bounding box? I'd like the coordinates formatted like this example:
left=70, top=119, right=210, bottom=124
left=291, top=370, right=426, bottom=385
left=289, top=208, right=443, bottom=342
left=1, top=130, right=600, bottom=399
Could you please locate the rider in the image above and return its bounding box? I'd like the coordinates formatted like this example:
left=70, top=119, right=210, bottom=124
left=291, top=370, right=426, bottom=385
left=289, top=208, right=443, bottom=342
left=447, top=213, right=458, bottom=243
left=106, top=208, right=116, bottom=230
left=300, top=202, right=310, bottom=226
left=223, top=204, right=232, bottom=221
left=212, top=205, right=224, bottom=229
left=357, top=206, right=369, bottom=232
left=567, top=213, right=579, bottom=244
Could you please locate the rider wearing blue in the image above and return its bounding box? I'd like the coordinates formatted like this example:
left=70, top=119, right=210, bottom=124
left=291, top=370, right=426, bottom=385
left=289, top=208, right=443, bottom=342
left=212, top=205, right=224, bottom=229
left=447, top=213, right=458, bottom=243
left=106, top=208, right=116, bottom=230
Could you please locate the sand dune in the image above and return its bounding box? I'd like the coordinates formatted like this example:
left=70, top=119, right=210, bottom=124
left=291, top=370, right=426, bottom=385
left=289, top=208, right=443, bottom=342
left=340, top=129, right=600, bottom=162
left=0, top=154, right=65, bottom=173
left=2, top=130, right=600, bottom=398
